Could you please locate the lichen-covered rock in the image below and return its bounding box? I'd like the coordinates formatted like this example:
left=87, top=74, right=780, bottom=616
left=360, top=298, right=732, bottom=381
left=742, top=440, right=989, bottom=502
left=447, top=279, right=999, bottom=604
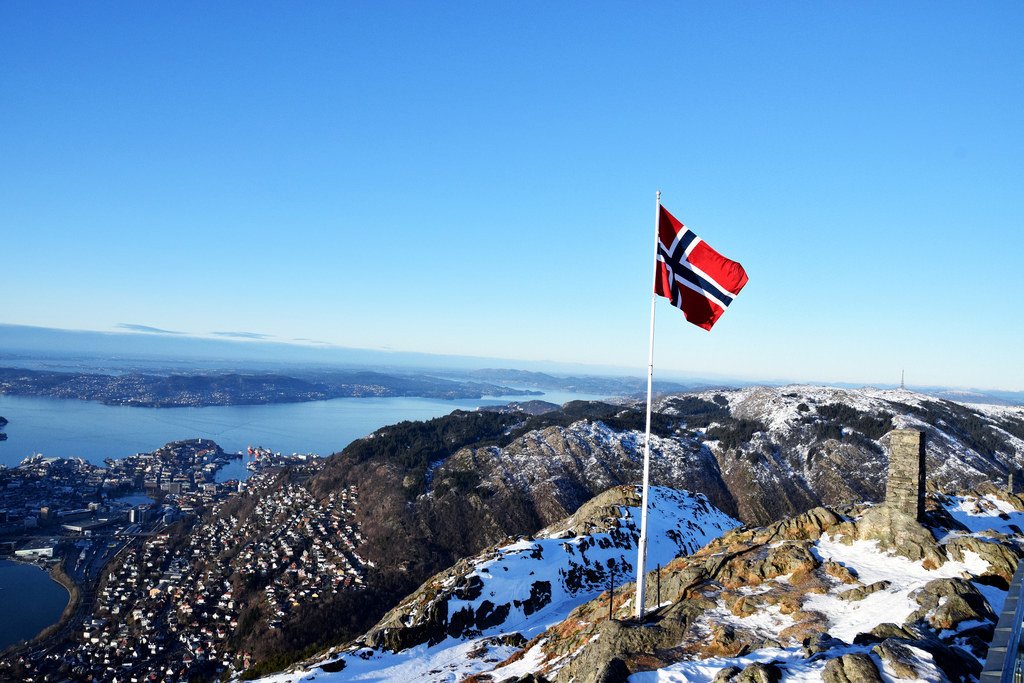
left=734, top=661, right=782, bottom=683
left=908, top=578, right=995, bottom=630
left=945, top=535, right=1020, bottom=587
left=801, top=632, right=846, bottom=657
left=713, top=666, right=741, bottom=683
left=823, top=560, right=858, bottom=584
left=718, top=541, right=820, bottom=589
left=838, top=580, right=891, bottom=602
left=821, top=653, right=883, bottom=683
left=778, top=610, right=828, bottom=642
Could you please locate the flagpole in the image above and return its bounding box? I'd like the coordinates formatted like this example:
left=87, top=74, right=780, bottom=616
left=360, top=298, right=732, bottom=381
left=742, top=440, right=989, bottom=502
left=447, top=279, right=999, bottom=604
left=635, top=189, right=660, bottom=621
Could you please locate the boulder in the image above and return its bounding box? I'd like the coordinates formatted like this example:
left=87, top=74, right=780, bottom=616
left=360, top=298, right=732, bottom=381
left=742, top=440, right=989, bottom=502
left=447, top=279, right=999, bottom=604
left=944, top=535, right=1020, bottom=587
left=838, top=580, right=891, bottom=602
left=734, top=662, right=782, bottom=683
left=821, top=653, right=883, bottom=683
left=823, top=560, right=858, bottom=584
left=802, top=632, right=846, bottom=657
left=908, top=578, right=995, bottom=630
left=852, top=622, right=916, bottom=645
left=872, top=639, right=920, bottom=679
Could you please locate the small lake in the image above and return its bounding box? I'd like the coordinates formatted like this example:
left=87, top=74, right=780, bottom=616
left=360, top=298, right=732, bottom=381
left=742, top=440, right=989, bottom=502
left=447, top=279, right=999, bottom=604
left=0, top=560, right=70, bottom=650
left=0, top=389, right=608, bottom=469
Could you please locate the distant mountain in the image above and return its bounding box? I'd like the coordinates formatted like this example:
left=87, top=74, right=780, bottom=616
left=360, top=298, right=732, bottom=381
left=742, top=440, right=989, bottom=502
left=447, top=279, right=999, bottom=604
left=923, top=388, right=1019, bottom=406
left=468, top=368, right=700, bottom=396
left=0, top=366, right=539, bottom=407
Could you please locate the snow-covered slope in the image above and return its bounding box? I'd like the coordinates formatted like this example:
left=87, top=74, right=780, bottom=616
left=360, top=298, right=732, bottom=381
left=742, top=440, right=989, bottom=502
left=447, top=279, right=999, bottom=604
left=490, top=489, right=1024, bottom=683
left=255, top=486, right=739, bottom=683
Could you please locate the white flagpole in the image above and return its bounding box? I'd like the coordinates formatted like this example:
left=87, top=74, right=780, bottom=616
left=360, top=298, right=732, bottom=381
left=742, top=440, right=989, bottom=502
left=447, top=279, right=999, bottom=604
left=634, top=189, right=660, bottom=621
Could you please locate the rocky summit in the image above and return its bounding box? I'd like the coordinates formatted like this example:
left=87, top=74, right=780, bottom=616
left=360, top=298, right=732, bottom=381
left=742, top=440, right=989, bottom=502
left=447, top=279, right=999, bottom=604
left=482, top=489, right=1023, bottom=683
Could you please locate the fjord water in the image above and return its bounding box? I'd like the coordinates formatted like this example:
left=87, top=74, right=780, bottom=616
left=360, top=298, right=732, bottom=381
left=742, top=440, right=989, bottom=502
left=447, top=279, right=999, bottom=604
left=0, top=390, right=607, bottom=468
left=0, top=560, right=70, bottom=650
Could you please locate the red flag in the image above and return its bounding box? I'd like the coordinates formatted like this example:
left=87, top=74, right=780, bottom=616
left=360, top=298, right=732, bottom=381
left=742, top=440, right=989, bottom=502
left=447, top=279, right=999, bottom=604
left=655, top=206, right=748, bottom=330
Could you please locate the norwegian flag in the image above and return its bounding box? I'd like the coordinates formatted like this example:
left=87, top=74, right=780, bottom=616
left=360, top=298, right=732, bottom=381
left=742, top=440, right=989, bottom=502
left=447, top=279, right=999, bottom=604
left=655, top=206, right=748, bottom=330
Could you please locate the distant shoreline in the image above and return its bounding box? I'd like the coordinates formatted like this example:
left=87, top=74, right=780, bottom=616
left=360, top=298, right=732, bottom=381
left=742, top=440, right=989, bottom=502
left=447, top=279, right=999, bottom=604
left=0, top=366, right=541, bottom=408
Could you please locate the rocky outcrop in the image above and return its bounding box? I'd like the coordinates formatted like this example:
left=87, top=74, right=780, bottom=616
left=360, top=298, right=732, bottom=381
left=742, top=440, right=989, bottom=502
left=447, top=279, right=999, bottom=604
left=871, top=640, right=921, bottom=679
left=838, top=580, right=890, bottom=601
left=908, top=578, right=996, bottom=630
left=945, top=535, right=1021, bottom=587
left=482, top=492, right=1015, bottom=683
left=821, top=653, right=882, bottom=683
left=833, top=504, right=945, bottom=567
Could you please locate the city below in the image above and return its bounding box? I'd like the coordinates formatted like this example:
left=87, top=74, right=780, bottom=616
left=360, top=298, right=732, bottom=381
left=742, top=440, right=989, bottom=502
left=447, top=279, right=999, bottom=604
left=0, top=438, right=341, bottom=680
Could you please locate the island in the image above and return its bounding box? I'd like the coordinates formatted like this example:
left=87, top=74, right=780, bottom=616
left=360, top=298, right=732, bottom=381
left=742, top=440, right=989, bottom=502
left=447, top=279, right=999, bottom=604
left=0, top=367, right=540, bottom=408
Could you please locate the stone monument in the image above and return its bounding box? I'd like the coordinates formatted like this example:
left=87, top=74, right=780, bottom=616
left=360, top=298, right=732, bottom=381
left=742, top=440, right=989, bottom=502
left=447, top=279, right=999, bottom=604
left=885, top=429, right=926, bottom=521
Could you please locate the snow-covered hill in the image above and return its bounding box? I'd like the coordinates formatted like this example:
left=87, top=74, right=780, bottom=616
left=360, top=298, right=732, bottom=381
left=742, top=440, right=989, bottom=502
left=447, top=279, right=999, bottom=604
left=256, top=486, right=739, bottom=683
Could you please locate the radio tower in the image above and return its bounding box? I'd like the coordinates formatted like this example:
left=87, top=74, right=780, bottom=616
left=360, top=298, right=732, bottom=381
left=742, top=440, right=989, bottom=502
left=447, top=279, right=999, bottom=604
left=901, top=369, right=905, bottom=390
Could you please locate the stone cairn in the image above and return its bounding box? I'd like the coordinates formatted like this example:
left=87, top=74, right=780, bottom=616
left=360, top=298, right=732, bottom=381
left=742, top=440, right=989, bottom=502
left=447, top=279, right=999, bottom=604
left=885, top=429, right=926, bottom=521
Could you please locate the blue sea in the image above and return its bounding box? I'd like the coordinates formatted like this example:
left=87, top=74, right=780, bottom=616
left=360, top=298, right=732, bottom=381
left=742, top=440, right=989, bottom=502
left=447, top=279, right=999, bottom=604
left=0, top=390, right=604, bottom=469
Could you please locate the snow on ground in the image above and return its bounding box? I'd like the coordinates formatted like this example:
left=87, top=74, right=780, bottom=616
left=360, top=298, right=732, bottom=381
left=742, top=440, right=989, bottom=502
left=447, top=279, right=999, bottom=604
left=258, top=487, right=738, bottom=683
left=944, top=493, right=1024, bottom=535
left=628, top=642, right=946, bottom=683
left=805, top=535, right=987, bottom=642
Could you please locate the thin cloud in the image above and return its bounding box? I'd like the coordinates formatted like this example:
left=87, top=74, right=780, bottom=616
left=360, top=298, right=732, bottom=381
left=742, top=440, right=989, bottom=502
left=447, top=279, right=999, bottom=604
left=117, top=323, right=183, bottom=335
left=211, top=331, right=273, bottom=340
left=292, top=337, right=332, bottom=345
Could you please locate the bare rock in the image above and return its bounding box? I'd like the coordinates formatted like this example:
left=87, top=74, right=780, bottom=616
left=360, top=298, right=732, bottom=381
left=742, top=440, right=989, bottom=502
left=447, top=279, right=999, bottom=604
left=593, top=657, right=630, bottom=683
left=821, top=653, right=883, bottom=683
left=944, top=535, right=1020, bottom=587
left=908, top=578, right=995, bottom=630
left=713, top=666, right=741, bottom=683
left=839, top=580, right=891, bottom=602
left=872, top=639, right=920, bottom=679
left=734, top=661, right=782, bottom=683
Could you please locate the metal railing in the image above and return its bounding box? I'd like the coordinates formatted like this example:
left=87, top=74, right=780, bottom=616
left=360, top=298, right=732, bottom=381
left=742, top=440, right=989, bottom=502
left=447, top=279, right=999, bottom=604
left=982, top=558, right=1024, bottom=683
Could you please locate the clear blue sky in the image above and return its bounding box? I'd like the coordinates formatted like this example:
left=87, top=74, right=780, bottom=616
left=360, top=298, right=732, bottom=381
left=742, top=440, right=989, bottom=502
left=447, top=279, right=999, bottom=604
left=2, top=2, right=1021, bottom=390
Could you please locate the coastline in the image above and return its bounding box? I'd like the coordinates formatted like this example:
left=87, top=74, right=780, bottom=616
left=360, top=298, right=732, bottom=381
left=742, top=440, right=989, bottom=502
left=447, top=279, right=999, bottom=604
left=0, top=556, right=76, bottom=656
